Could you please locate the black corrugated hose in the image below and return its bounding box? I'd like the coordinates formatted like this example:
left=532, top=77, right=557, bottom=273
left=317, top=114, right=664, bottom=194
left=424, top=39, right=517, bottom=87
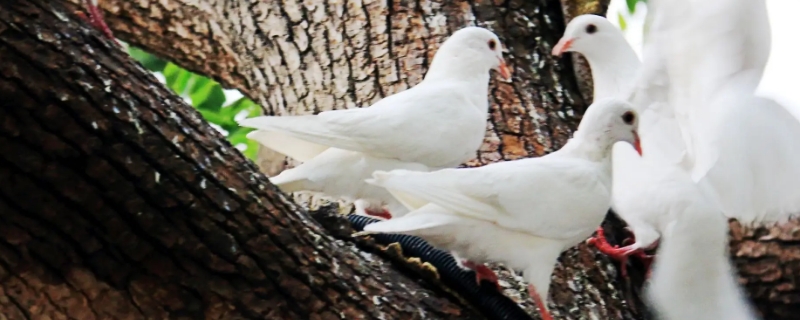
left=347, top=214, right=534, bottom=320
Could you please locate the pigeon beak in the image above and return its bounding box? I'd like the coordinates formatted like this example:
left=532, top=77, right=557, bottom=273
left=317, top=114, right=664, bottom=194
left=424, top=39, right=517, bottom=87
left=551, top=38, right=574, bottom=56
left=632, top=131, right=642, bottom=156
left=496, top=58, right=512, bottom=82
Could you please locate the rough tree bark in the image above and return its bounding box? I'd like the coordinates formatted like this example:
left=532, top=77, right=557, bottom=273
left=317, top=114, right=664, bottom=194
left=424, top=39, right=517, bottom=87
left=730, top=220, right=800, bottom=319
left=10, top=0, right=799, bottom=319
left=0, top=0, right=645, bottom=319
left=0, top=1, right=490, bottom=319
left=73, top=0, right=649, bottom=318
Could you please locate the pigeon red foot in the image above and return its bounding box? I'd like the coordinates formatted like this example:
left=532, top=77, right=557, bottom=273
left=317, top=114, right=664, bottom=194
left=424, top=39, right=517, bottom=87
left=76, top=0, right=119, bottom=45
left=587, top=226, right=656, bottom=278
left=619, top=234, right=657, bottom=279
left=527, top=284, right=553, bottom=320
left=461, top=260, right=502, bottom=291
left=364, top=208, right=392, bottom=220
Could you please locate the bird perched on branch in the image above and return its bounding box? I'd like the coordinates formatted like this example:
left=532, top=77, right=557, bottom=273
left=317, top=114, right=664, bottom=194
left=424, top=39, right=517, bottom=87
left=358, top=98, right=641, bottom=320
left=239, top=26, right=511, bottom=221
left=557, top=1, right=790, bottom=318
left=553, top=14, right=686, bottom=279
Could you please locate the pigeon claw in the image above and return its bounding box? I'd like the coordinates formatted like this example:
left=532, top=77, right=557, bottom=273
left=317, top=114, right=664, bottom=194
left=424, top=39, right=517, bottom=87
left=461, top=260, right=502, bottom=291
left=473, top=264, right=502, bottom=291
left=527, top=284, right=553, bottom=320
left=587, top=227, right=649, bottom=278
left=364, top=208, right=392, bottom=220
left=78, top=0, right=119, bottom=45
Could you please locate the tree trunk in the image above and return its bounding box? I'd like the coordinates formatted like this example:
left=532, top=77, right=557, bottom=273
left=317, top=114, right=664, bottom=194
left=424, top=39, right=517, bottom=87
left=0, top=0, right=645, bottom=319
left=0, top=1, right=492, bottom=319
left=80, top=0, right=649, bottom=318
left=730, top=219, right=800, bottom=320
left=14, top=0, right=798, bottom=319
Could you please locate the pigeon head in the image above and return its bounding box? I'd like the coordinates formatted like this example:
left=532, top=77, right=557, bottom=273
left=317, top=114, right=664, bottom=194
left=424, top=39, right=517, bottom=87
left=427, top=26, right=511, bottom=81
left=578, top=98, right=642, bottom=156
left=552, top=15, right=624, bottom=57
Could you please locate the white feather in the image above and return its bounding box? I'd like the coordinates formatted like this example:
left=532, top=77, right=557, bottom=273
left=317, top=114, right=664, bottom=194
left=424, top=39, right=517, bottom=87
left=365, top=98, right=640, bottom=306
left=646, top=186, right=758, bottom=320
left=364, top=203, right=565, bottom=302
left=239, top=27, right=508, bottom=217
left=637, top=0, right=800, bottom=224
left=270, top=148, right=429, bottom=217
left=581, top=0, right=777, bottom=318
left=560, top=4, right=773, bottom=318
left=246, top=130, right=328, bottom=163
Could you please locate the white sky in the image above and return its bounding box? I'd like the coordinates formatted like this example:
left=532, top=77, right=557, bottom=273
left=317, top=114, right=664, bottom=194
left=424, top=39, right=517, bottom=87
left=608, top=0, right=800, bottom=108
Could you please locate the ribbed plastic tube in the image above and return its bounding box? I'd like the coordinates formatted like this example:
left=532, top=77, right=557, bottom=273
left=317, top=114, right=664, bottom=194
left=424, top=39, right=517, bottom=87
left=347, top=214, right=534, bottom=320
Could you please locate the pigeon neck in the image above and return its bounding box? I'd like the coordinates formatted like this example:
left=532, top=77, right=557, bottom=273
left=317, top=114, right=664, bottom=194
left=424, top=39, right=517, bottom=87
left=423, top=58, right=492, bottom=113
left=581, top=41, right=641, bottom=100
left=557, top=133, right=614, bottom=165
left=423, top=52, right=493, bottom=87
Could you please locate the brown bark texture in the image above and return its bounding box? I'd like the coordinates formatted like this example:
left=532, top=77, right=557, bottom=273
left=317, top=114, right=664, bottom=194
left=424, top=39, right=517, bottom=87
left=0, top=1, right=493, bottom=319
left=0, top=0, right=647, bottom=319
left=15, top=0, right=800, bottom=318
left=72, top=0, right=650, bottom=319
left=730, top=219, right=800, bottom=320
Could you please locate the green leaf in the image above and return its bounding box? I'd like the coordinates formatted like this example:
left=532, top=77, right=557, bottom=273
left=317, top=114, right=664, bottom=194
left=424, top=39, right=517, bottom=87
left=163, top=63, right=192, bottom=95
left=617, top=13, right=628, bottom=31
left=228, top=127, right=253, bottom=143
left=210, top=98, right=258, bottom=131
left=198, top=109, right=227, bottom=126
left=228, top=128, right=259, bottom=160
left=125, top=48, right=261, bottom=160
left=189, top=76, right=226, bottom=113
left=128, top=47, right=168, bottom=72
left=226, top=99, right=262, bottom=160
left=625, top=0, right=638, bottom=14
left=224, top=98, right=259, bottom=119
left=247, top=140, right=259, bottom=159
left=242, top=140, right=259, bottom=160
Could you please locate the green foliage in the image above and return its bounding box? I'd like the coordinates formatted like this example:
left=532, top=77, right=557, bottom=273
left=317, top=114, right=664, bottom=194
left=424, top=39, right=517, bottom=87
left=618, top=0, right=647, bottom=32
left=128, top=47, right=167, bottom=71
left=617, top=12, right=628, bottom=31
left=625, top=0, right=647, bottom=14
left=127, top=47, right=260, bottom=160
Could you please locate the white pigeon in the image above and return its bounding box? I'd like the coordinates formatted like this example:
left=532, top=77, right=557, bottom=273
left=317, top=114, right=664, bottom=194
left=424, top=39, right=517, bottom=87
left=552, top=15, right=685, bottom=272
left=359, top=98, right=642, bottom=320
left=239, top=26, right=511, bottom=219
left=630, top=0, right=800, bottom=225
left=646, top=178, right=759, bottom=320
left=552, top=14, right=641, bottom=100
left=628, top=2, right=774, bottom=317
left=545, top=3, right=773, bottom=318
left=552, top=0, right=794, bottom=275
left=597, top=143, right=719, bottom=277
left=553, top=14, right=684, bottom=163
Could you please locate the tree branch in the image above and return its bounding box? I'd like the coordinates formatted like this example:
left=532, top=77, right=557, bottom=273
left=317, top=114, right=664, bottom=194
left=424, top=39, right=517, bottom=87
left=0, top=1, right=486, bottom=318
left=63, top=0, right=648, bottom=319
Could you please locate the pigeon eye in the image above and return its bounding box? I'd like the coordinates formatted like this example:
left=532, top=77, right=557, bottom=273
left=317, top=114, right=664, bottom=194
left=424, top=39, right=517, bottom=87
left=487, top=39, right=497, bottom=50
left=585, top=24, right=598, bottom=34
left=622, top=111, right=635, bottom=125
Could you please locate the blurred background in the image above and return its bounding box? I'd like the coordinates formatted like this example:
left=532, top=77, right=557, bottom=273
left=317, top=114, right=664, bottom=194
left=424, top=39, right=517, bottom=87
left=609, top=0, right=800, bottom=112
